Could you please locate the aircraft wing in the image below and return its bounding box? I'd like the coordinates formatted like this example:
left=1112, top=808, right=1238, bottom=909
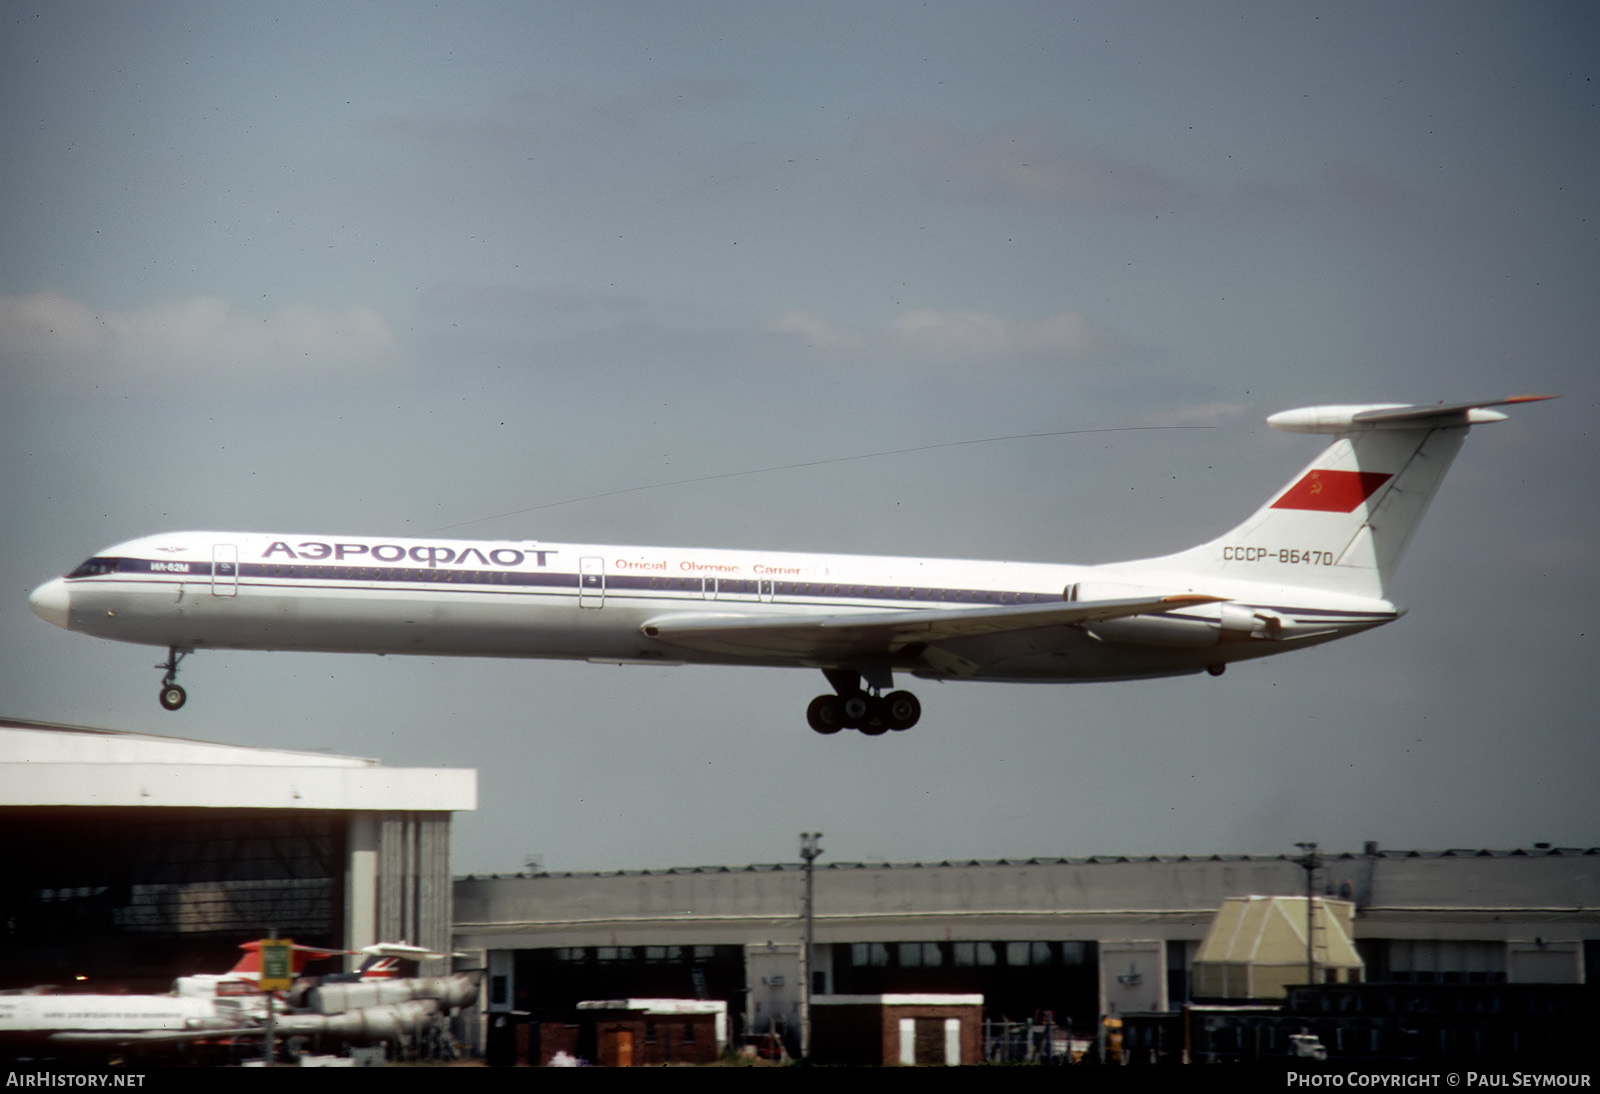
left=641, top=593, right=1223, bottom=663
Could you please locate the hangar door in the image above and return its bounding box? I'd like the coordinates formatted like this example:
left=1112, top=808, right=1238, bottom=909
left=0, top=807, right=344, bottom=991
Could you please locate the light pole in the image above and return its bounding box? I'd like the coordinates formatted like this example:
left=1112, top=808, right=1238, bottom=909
left=1294, top=842, right=1322, bottom=990
left=799, top=832, right=823, bottom=1061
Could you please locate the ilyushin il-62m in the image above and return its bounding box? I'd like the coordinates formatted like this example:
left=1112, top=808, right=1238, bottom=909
left=29, top=397, right=1551, bottom=734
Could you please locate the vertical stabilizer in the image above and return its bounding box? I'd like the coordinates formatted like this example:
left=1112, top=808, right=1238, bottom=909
left=1147, top=397, right=1553, bottom=599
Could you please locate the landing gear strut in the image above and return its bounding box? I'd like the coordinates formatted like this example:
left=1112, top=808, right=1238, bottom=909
left=806, top=668, right=921, bottom=735
left=157, top=647, right=191, bottom=711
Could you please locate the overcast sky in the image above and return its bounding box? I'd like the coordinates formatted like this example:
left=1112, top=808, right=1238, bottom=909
left=3, top=1, right=1595, bottom=876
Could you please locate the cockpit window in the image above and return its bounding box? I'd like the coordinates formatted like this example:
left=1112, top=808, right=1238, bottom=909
left=68, top=557, right=120, bottom=578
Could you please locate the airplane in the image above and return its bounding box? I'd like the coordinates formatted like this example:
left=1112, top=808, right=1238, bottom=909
left=28, top=397, right=1553, bottom=734
left=0, top=989, right=261, bottom=1050
left=0, top=939, right=476, bottom=1056
left=171, top=939, right=348, bottom=1004
left=172, top=939, right=455, bottom=999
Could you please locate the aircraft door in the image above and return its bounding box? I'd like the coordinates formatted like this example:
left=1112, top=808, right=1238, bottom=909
left=212, top=544, right=238, bottom=597
left=579, top=556, right=605, bottom=608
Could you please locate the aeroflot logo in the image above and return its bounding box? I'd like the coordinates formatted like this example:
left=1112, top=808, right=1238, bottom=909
left=262, top=541, right=556, bottom=568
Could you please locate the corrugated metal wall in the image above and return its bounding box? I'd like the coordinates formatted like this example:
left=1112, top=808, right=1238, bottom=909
left=378, top=811, right=453, bottom=975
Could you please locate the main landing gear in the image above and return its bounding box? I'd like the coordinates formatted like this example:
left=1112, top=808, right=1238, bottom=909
left=157, top=646, right=191, bottom=711
left=806, top=668, right=921, bottom=736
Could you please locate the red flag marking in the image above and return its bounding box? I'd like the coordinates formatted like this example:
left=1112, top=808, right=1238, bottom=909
left=1270, top=470, right=1392, bottom=512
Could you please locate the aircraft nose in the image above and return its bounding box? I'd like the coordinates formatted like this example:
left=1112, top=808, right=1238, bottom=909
left=29, top=577, right=71, bottom=629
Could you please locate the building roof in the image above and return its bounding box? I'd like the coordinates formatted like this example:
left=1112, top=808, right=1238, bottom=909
left=576, top=999, right=728, bottom=1014
left=0, top=716, right=475, bottom=812
left=462, top=845, right=1599, bottom=881
left=1193, top=896, right=1362, bottom=969
left=815, top=994, right=985, bottom=1007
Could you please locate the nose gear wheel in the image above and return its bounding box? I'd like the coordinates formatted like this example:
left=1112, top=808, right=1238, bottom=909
left=156, top=647, right=192, bottom=711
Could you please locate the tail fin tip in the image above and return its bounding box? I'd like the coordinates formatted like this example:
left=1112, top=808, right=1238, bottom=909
left=1269, top=394, right=1558, bottom=434
left=1146, top=395, right=1556, bottom=598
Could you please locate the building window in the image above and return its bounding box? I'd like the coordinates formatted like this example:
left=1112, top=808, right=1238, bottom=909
left=852, top=942, right=890, bottom=967
left=898, top=942, right=943, bottom=968
left=953, top=942, right=997, bottom=967
left=1006, top=941, right=1054, bottom=966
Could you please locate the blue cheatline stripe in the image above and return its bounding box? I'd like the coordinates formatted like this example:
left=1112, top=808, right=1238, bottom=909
left=66, top=556, right=1060, bottom=610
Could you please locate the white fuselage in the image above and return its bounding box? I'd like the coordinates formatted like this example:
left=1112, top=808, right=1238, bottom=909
left=29, top=400, right=1548, bottom=726
left=0, top=993, right=254, bottom=1043
left=30, top=529, right=1397, bottom=684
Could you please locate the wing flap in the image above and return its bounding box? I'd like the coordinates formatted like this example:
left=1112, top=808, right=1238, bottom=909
left=641, top=593, right=1224, bottom=662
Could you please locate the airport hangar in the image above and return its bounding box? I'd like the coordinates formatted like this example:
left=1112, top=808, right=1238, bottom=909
left=4, top=715, right=1595, bottom=1054
left=0, top=717, right=475, bottom=990
left=457, top=845, right=1600, bottom=1049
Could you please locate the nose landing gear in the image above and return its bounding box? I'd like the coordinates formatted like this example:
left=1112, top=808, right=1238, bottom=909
left=157, top=647, right=192, bottom=711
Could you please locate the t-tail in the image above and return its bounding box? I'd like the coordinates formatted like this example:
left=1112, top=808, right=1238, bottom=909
left=1147, top=396, right=1556, bottom=600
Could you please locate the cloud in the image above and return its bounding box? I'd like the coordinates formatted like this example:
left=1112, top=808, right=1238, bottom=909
left=1139, top=401, right=1251, bottom=428
left=769, top=309, right=865, bottom=352
left=1516, top=535, right=1597, bottom=571
left=772, top=306, right=1097, bottom=363
left=861, top=116, right=1181, bottom=212
left=891, top=308, right=1092, bottom=361
left=0, top=293, right=399, bottom=374
left=381, top=79, right=742, bottom=157
left=423, top=282, right=647, bottom=327
left=1321, top=162, right=1417, bottom=214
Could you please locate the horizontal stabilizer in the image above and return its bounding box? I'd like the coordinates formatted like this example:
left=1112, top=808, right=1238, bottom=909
left=1268, top=394, right=1557, bottom=434
left=360, top=942, right=463, bottom=961
left=642, top=593, right=1223, bottom=661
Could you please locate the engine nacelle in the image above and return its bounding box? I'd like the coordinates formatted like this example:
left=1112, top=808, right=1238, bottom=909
left=309, top=973, right=479, bottom=1015
left=279, top=999, right=440, bottom=1043
left=1086, top=602, right=1284, bottom=648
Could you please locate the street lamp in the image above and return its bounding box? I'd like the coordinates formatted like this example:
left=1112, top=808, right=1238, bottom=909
left=799, top=832, right=823, bottom=1060
left=1294, top=842, right=1322, bottom=990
